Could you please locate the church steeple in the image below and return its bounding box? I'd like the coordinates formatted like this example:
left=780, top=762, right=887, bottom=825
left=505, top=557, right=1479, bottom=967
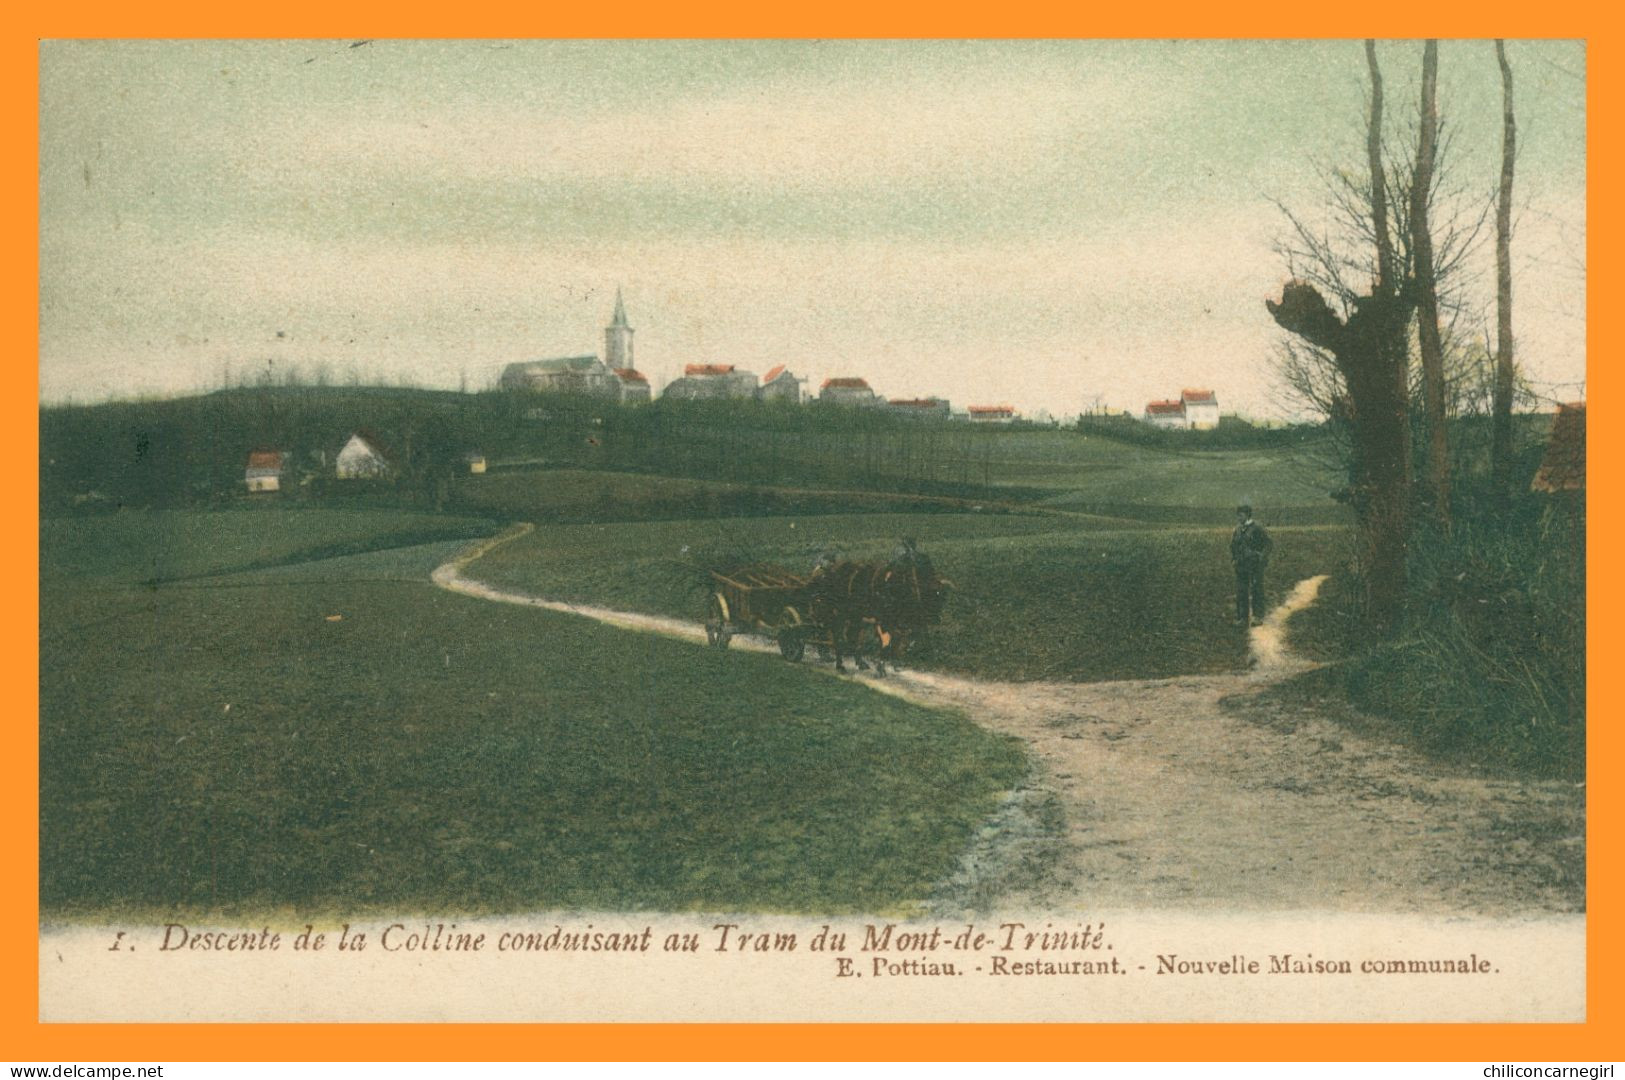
left=605, top=287, right=634, bottom=371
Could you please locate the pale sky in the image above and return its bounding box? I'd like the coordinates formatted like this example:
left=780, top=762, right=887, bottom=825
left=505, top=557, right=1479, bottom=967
left=39, top=40, right=1586, bottom=417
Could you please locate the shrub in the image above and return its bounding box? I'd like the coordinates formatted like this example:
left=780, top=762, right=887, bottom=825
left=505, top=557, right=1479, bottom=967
left=1292, top=486, right=1584, bottom=777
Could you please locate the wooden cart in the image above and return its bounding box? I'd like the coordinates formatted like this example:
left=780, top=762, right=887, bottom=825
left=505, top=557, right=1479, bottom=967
left=704, top=564, right=826, bottom=661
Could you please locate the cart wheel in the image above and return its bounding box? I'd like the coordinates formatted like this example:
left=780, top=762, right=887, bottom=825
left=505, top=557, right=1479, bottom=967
left=706, top=594, right=732, bottom=649
left=776, top=606, right=805, bottom=662
left=778, top=629, right=806, bottom=663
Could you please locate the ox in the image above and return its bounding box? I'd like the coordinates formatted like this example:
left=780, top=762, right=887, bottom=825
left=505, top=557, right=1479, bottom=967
left=808, top=545, right=952, bottom=675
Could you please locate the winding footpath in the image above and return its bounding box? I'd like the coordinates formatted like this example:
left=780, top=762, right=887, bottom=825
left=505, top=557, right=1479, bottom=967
left=434, top=525, right=1584, bottom=917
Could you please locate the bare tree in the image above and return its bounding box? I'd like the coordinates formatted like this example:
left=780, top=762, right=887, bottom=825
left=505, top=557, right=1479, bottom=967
left=1268, top=41, right=1415, bottom=629
left=1491, top=40, right=1518, bottom=501
left=1272, top=75, right=1491, bottom=415
left=1412, top=40, right=1450, bottom=527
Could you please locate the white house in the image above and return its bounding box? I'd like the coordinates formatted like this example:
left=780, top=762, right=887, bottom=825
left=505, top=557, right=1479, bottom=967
left=244, top=448, right=286, bottom=493
left=819, top=376, right=879, bottom=406
left=664, top=364, right=759, bottom=401
left=888, top=397, right=951, bottom=418
left=967, top=404, right=1018, bottom=424
left=335, top=432, right=393, bottom=479
left=757, top=365, right=804, bottom=403
left=1181, top=388, right=1221, bottom=430
left=612, top=368, right=651, bottom=404
left=1144, top=400, right=1187, bottom=429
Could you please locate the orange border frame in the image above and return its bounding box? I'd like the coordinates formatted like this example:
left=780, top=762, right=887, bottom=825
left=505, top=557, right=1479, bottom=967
left=5, top=8, right=1611, bottom=1062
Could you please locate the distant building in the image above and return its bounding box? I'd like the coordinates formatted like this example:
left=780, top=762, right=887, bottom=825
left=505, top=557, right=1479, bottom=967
left=664, top=364, right=758, bottom=401
left=613, top=368, right=651, bottom=404
left=604, top=288, right=634, bottom=372
left=335, top=432, right=393, bottom=479
left=1532, top=402, right=1586, bottom=493
left=244, top=448, right=286, bottom=493
left=499, top=354, right=621, bottom=397
left=463, top=451, right=488, bottom=475
left=500, top=291, right=650, bottom=402
left=1142, top=390, right=1220, bottom=430
left=888, top=397, right=951, bottom=418
left=1181, top=389, right=1220, bottom=429
left=758, top=365, right=804, bottom=403
left=820, top=376, right=879, bottom=407
left=967, top=404, right=1018, bottom=424
left=1144, top=400, right=1186, bottom=429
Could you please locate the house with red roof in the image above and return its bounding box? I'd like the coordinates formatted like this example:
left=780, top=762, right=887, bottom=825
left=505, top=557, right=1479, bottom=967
left=888, top=396, right=951, bottom=418
left=664, top=363, right=758, bottom=401
left=1143, top=399, right=1187, bottom=429
left=243, top=448, right=287, bottom=493
left=1142, top=389, right=1221, bottom=430
left=757, top=364, right=804, bottom=403
left=613, top=367, right=651, bottom=404
left=967, top=404, right=1018, bottom=424
left=1181, top=388, right=1221, bottom=430
left=819, top=376, right=879, bottom=407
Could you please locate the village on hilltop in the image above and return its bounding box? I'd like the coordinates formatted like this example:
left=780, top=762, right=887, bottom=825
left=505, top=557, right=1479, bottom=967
left=496, top=290, right=1021, bottom=425
left=233, top=289, right=1240, bottom=493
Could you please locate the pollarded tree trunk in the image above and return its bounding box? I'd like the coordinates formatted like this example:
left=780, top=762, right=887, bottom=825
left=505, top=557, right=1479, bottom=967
left=1492, top=40, right=1518, bottom=503
left=1267, top=42, right=1414, bottom=631
left=1268, top=283, right=1413, bottom=630
left=1412, top=40, right=1450, bottom=527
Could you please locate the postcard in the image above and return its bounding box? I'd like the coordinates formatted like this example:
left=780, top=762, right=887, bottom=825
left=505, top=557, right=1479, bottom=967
left=37, top=39, right=1587, bottom=1024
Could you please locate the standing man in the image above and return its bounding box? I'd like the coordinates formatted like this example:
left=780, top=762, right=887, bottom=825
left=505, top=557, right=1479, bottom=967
left=1231, top=504, right=1274, bottom=626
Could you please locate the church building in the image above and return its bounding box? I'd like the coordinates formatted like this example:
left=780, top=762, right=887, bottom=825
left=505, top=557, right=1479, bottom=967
left=498, top=289, right=650, bottom=404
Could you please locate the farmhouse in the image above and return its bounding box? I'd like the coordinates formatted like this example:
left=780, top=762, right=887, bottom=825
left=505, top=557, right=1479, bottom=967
left=1143, top=389, right=1221, bottom=429
left=758, top=365, right=804, bottom=403
left=888, top=397, right=951, bottom=418
left=820, top=376, right=879, bottom=406
left=613, top=368, right=651, bottom=404
left=243, top=448, right=287, bottom=493
left=463, top=451, right=487, bottom=475
left=335, top=432, right=394, bottom=479
left=1143, top=400, right=1187, bottom=429
left=967, top=405, right=1018, bottom=424
left=1181, top=389, right=1221, bottom=429
left=664, top=364, right=759, bottom=401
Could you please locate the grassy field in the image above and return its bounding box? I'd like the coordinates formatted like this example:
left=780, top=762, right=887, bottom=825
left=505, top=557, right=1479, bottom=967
left=469, top=512, right=1355, bottom=682
left=41, top=506, right=496, bottom=584
left=450, top=467, right=1058, bottom=526
left=41, top=510, right=1026, bottom=917
left=448, top=430, right=1347, bottom=530
left=40, top=435, right=1359, bottom=917
left=973, top=430, right=1347, bottom=524
left=444, top=444, right=1354, bottom=683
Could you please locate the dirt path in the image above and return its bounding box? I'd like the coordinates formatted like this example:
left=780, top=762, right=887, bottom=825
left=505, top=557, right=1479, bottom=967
left=435, top=527, right=1585, bottom=917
